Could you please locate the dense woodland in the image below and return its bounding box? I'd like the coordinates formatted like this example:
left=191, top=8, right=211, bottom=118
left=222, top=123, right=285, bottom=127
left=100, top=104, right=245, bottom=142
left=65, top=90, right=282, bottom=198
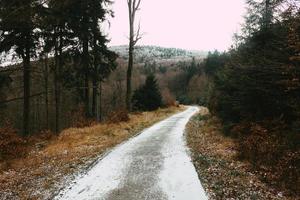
left=201, top=0, right=300, bottom=195
left=0, top=0, right=299, bottom=197
left=0, top=1, right=204, bottom=136
left=0, top=45, right=204, bottom=135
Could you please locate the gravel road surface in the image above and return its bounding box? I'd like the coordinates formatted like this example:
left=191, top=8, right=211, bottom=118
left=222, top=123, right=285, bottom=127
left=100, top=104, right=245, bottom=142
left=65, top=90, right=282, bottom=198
left=56, top=106, right=207, bottom=200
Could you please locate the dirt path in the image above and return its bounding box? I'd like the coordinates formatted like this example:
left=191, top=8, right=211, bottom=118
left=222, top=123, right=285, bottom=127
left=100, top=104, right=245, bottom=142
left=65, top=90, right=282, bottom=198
left=55, top=106, right=207, bottom=200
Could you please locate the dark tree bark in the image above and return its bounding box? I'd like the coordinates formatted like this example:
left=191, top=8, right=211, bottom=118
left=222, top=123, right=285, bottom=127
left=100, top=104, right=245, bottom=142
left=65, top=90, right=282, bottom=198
left=43, top=55, right=49, bottom=130
left=126, top=0, right=142, bottom=111
left=126, top=44, right=133, bottom=111
left=23, top=44, right=31, bottom=136
left=99, top=81, right=102, bottom=122
left=92, top=76, right=97, bottom=118
left=54, top=34, right=63, bottom=134
left=92, top=31, right=98, bottom=120
left=83, top=36, right=90, bottom=117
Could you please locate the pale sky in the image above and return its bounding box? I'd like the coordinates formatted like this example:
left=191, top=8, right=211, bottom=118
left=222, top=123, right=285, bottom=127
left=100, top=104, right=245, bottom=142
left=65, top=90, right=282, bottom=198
left=107, top=0, right=247, bottom=51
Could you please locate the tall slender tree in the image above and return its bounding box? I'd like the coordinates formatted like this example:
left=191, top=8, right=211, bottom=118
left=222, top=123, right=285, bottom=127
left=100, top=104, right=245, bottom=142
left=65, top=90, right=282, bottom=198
left=90, top=8, right=117, bottom=121
left=0, top=0, right=40, bottom=135
left=126, top=0, right=142, bottom=111
left=41, top=0, right=76, bottom=133
left=69, top=0, right=117, bottom=119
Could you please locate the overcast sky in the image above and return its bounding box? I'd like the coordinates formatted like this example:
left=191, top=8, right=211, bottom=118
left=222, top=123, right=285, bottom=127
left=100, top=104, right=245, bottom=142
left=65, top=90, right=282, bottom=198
left=107, top=0, right=247, bottom=51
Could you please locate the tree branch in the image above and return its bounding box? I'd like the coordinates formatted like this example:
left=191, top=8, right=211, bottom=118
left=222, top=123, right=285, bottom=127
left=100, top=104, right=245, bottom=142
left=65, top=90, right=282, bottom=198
left=133, top=22, right=143, bottom=45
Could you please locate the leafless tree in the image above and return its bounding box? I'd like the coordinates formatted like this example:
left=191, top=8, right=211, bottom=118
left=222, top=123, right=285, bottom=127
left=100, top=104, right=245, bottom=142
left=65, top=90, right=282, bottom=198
left=126, top=0, right=142, bottom=110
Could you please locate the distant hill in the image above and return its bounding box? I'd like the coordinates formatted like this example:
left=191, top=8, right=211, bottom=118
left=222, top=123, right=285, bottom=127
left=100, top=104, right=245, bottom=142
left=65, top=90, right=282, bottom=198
left=0, top=45, right=208, bottom=67
left=110, top=45, right=208, bottom=63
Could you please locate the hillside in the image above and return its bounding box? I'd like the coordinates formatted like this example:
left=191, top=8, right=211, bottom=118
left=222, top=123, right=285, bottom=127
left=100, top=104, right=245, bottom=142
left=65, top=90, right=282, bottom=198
left=0, top=46, right=207, bottom=68
left=110, top=45, right=208, bottom=63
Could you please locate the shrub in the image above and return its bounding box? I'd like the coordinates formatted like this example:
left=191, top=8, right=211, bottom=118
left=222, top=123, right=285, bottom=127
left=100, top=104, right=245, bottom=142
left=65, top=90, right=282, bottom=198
left=234, top=120, right=300, bottom=194
left=194, top=114, right=210, bottom=122
left=132, top=74, right=162, bottom=111
left=68, top=104, right=93, bottom=128
left=236, top=122, right=281, bottom=166
left=107, top=109, right=130, bottom=124
left=161, top=88, right=176, bottom=107
left=0, top=121, right=26, bottom=160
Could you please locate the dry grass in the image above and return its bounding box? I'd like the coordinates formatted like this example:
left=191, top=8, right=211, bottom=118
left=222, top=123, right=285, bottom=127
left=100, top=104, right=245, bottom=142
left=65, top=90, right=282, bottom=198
left=186, top=107, right=294, bottom=200
left=0, top=106, right=184, bottom=200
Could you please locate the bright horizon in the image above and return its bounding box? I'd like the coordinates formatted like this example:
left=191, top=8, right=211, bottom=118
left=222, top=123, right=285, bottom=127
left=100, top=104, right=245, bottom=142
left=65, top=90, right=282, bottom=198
left=107, top=0, right=247, bottom=51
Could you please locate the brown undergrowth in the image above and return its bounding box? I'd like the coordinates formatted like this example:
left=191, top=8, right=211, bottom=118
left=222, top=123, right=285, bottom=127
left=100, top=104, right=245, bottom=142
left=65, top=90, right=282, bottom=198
left=186, top=107, right=296, bottom=200
left=0, top=106, right=183, bottom=200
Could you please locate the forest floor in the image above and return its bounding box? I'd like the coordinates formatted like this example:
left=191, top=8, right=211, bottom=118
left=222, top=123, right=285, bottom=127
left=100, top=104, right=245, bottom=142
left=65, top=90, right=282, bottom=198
left=0, top=106, right=183, bottom=200
left=186, top=107, right=295, bottom=200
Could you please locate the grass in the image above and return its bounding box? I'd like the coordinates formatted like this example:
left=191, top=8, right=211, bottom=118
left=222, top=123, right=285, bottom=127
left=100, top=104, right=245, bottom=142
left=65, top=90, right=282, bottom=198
left=0, top=106, right=184, bottom=200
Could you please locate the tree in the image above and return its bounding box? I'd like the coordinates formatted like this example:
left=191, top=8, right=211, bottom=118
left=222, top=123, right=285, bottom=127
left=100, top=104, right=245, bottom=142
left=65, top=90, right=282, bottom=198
left=132, top=74, right=162, bottom=111
left=41, top=0, right=77, bottom=133
left=91, top=42, right=118, bottom=121
left=243, top=0, right=277, bottom=36
left=126, top=0, right=142, bottom=111
left=204, top=2, right=300, bottom=193
left=89, top=0, right=117, bottom=121
left=208, top=0, right=300, bottom=125
left=68, top=0, right=117, bottom=120
left=182, top=57, right=199, bottom=86
left=204, top=51, right=227, bottom=77
left=0, top=72, right=11, bottom=123
left=0, top=0, right=40, bottom=136
left=66, top=0, right=117, bottom=119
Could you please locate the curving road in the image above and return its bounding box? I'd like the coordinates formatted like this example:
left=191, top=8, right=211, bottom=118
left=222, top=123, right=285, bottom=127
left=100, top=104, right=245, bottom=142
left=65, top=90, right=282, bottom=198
left=56, top=106, right=207, bottom=200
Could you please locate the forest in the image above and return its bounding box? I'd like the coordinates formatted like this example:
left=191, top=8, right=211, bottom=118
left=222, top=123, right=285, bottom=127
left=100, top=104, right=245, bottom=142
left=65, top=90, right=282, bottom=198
left=201, top=0, right=300, bottom=196
left=0, top=0, right=299, bottom=199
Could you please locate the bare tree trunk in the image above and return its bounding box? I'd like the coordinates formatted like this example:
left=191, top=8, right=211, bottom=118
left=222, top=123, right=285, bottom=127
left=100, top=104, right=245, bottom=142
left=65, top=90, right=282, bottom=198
left=54, top=35, right=63, bottom=134
left=94, top=81, right=101, bottom=122
left=126, top=0, right=142, bottom=111
left=99, top=81, right=102, bottom=122
left=83, top=37, right=90, bottom=117
left=92, top=76, right=97, bottom=118
left=54, top=44, right=59, bottom=134
left=91, top=18, right=105, bottom=122
left=44, top=55, right=49, bottom=130
left=23, top=46, right=31, bottom=136
left=92, top=27, right=99, bottom=120
left=126, top=43, right=134, bottom=110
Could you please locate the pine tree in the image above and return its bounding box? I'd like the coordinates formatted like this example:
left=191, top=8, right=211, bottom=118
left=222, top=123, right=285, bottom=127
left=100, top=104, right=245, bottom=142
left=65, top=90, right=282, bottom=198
left=0, top=0, right=40, bottom=135
left=208, top=0, right=300, bottom=124
left=67, top=0, right=117, bottom=118
left=132, top=74, right=162, bottom=111
left=0, top=72, right=11, bottom=123
left=40, top=0, right=77, bottom=133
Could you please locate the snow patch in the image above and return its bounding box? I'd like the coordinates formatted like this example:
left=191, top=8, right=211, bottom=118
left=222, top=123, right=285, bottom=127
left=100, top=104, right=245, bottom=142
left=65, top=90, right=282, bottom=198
left=159, top=107, right=208, bottom=200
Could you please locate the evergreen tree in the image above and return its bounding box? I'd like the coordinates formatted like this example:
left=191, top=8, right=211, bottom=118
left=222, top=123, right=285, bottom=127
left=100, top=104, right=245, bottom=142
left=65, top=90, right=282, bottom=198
left=208, top=0, right=300, bottom=125
left=204, top=51, right=227, bottom=77
left=67, top=0, right=117, bottom=118
left=0, top=72, right=11, bottom=102
left=132, top=74, right=162, bottom=111
left=0, top=0, right=40, bottom=135
left=183, top=57, right=200, bottom=85
left=40, top=0, right=77, bottom=133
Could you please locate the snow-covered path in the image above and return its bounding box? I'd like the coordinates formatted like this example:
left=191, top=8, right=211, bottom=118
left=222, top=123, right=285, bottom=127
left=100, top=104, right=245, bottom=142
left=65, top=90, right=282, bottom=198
left=56, top=106, right=207, bottom=200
